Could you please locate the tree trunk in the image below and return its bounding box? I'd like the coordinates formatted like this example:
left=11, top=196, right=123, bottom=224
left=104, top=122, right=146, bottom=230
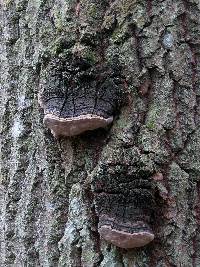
left=0, top=0, right=200, bottom=266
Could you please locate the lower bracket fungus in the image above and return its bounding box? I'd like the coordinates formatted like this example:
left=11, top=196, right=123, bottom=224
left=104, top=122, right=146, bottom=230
left=99, top=221, right=154, bottom=249
left=92, top=150, right=155, bottom=249
left=98, top=216, right=154, bottom=249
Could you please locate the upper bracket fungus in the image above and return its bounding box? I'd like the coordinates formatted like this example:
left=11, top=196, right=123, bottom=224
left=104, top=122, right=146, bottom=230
left=38, top=55, right=123, bottom=137
left=43, top=114, right=113, bottom=137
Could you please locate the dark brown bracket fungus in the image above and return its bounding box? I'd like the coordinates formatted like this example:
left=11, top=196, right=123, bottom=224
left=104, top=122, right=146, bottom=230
left=92, top=155, right=155, bottom=249
left=38, top=56, right=123, bottom=137
left=97, top=204, right=155, bottom=249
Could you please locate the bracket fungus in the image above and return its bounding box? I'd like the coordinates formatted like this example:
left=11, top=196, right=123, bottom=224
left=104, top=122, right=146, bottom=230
left=43, top=114, right=113, bottom=137
left=93, top=157, right=155, bottom=249
left=99, top=219, right=154, bottom=248
left=97, top=206, right=154, bottom=249
left=39, top=57, right=123, bottom=137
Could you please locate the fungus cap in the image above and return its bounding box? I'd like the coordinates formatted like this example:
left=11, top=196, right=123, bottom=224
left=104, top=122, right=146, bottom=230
left=44, top=114, right=113, bottom=137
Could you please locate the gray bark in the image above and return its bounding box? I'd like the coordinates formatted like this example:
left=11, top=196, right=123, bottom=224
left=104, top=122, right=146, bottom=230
left=0, top=0, right=200, bottom=266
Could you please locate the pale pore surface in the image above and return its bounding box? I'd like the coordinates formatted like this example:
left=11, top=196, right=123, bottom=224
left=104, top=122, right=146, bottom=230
left=44, top=114, right=113, bottom=137
left=99, top=225, right=154, bottom=249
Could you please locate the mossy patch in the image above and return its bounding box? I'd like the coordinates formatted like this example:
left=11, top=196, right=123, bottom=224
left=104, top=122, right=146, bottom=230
left=83, top=50, right=98, bottom=65
left=146, top=105, right=160, bottom=131
left=111, top=25, right=130, bottom=44
left=87, top=4, right=98, bottom=19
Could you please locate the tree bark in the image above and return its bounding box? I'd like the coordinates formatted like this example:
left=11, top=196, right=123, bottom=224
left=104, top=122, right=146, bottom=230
left=0, top=0, right=200, bottom=266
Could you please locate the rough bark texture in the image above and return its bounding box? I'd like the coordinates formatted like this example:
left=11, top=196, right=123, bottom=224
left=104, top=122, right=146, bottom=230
left=0, top=0, right=200, bottom=266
